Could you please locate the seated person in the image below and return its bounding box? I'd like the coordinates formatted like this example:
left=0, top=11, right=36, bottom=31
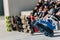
left=32, top=0, right=43, bottom=16
left=42, top=5, right=50, bottom=18
left=34, top=5, right=44, bottom=18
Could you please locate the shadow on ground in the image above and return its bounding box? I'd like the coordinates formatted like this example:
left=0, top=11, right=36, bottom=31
left=54, top=32, right=60, bottom=34
left=53, top=35, right=60, bottom=37
left=32, top=33, right=43, bottom=36
left=31, top=31, right=60, bottom=37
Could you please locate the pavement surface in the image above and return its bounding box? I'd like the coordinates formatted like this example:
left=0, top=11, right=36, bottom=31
left=0, top=16, right=60, bottom=40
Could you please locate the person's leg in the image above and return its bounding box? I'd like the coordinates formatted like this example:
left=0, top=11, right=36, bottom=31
left=44, top=0, right=48, bottom=2
left=56, top=12, right=60, bottom=16
left=43, top=14, right=49, bottom=18
left=39, top=0, right=43, bottom=2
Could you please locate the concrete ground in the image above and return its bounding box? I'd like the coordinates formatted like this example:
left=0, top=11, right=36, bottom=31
left=0, top=16, right=60, bottom=40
